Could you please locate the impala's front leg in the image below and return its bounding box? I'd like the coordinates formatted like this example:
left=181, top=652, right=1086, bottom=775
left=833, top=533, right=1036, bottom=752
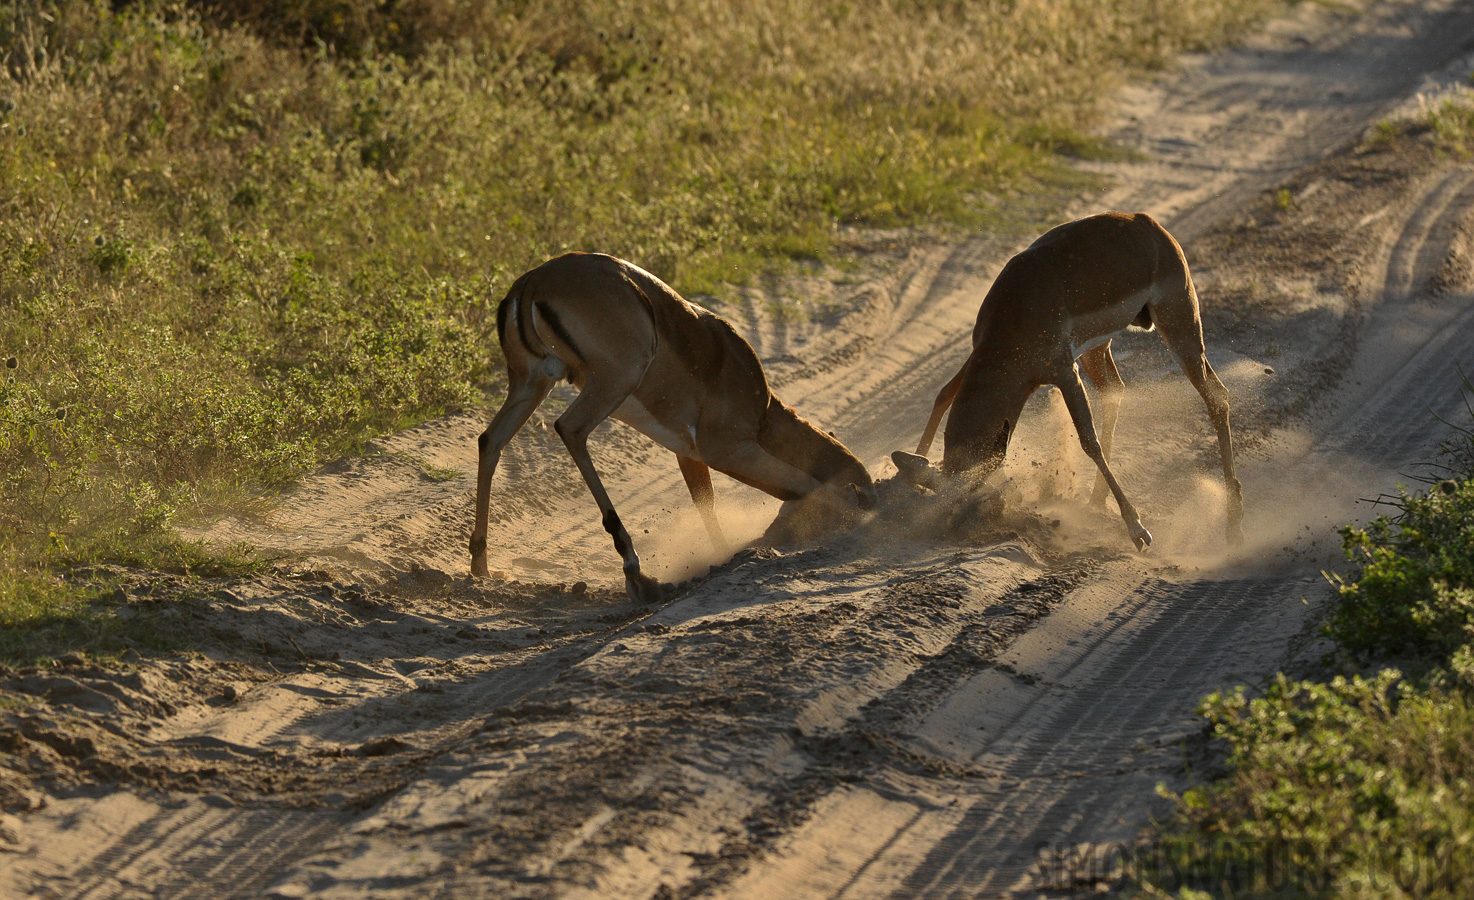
left=917, top=364, right=968, bottom=457
left=1078, top=344, right=1125, bottom=509
left=555, top=386, right=664, bottom=604
left=1057, top=365, right=1152, bottom=551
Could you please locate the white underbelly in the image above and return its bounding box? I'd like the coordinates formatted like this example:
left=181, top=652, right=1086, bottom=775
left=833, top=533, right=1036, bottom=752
left=613, top=397, right=698, bottom=457
left=1068, top=288, right=1152, bottom=359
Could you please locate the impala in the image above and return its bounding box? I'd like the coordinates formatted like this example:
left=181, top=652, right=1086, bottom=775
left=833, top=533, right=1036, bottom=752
left=892, top=212, right=1244, bottom=549
left=470, top=252, right=876, bottom=602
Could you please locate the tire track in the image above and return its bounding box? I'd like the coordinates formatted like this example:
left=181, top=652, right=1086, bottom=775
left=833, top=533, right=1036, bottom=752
left=706, top=87, right=1474, bottom=900
left=163, top=812, right=345, bottom=900
left=1099, top=0, right=1474, bottom=247
left=59, top=806, right=340, bottom=900
left=12, top=600, right=662, bottom=900
left=64, top=804, right=220, bottom=900
left=1333, top=175, right=1474, bottom=465
left=38, top=790, right=332, bottom=896
left=894, top=577, right=1316, bottom=898
left=1382, top=171, right=1474, bottom=302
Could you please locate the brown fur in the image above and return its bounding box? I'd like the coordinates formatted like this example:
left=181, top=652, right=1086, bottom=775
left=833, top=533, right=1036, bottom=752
left=910, top=212, right=1243, bottom=550
left=471, top=253, right=875, bottom=602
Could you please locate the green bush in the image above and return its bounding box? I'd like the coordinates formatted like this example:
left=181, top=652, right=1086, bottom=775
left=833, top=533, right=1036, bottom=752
left=1143, top=672, right=1474, bottom=899
left=1326, top=481, right=1474, bottom=663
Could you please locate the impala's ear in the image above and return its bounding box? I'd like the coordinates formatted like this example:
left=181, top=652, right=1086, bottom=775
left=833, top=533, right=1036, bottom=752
left=850, top=482, right=876, bottom=510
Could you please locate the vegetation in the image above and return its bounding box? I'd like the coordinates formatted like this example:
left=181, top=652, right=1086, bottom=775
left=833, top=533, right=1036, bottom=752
left=1426, top=88, right=1474, bottom=157
left=1325, top=478, right=1474, bottom=663
left=0, top=565, right=197, bottom=664
left=1366, top=83, right=1474, bottom=157
left=1139, top=401, right=1474, bottom=898
left=0, top=0, right=1288, bottom=661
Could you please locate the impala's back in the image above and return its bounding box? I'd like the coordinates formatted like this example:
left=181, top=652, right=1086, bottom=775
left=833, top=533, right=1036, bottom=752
left=499, top=253, right=871, bottom=500
left=972, top=212, right=1179, bottom=365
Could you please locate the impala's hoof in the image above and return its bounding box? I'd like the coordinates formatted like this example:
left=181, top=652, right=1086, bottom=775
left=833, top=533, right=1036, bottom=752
left=1227, top=524, right=1245, bottom=548
left=1130, top=524, right=1153, bottom=552
left=625, top=571, right=664, bottom=605
left=470, top=556, right=490, bottom=578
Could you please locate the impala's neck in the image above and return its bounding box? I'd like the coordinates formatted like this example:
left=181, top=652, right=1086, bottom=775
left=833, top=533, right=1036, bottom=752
left=941, top=362, right=1031, bottom=479
left=760, top=399, right=876, bottom=504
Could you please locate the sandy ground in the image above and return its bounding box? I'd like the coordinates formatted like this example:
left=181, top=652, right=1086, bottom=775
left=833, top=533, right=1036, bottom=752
left=7, top=1, right=1474, bottom=897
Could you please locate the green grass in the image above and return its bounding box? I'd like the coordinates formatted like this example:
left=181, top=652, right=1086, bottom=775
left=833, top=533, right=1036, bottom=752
left=1427, top=94, right=1474, bottom=157
left=0, top=566, right=186, bottom=667
left=0, top=0, right=1289, bottom=649
left=393, top=451, right=463, bottom=483
left=0, top=531, right=263, bottom=667
left=1362, top=91, right=1474, bottom=157
left=415, top=462, right=464, bottom=483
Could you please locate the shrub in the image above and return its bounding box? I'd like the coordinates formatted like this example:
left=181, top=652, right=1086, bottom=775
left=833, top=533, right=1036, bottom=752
left=1144, top=672, right=1474, bottom=899
left=1326, top=480, right=1474, bottom=663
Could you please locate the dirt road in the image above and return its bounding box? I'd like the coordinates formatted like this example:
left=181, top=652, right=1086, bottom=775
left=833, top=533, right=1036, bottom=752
left=7, top=1, right=1474, bottom=897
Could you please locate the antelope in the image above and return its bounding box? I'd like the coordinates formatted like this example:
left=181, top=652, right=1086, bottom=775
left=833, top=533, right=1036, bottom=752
left=470, top=252, right=876, bottom=603
left=891, top=212, right=1244, bottom=550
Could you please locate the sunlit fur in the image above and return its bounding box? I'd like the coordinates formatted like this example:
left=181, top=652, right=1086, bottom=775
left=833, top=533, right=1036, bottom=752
left=916, top=212, right=1243, bottom=550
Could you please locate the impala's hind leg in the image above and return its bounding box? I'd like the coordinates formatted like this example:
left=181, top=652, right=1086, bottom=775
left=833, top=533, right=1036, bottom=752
left=677, top=454, right=729, bottom=555
left=917, top=364, right=967, bottom=456
left=1079, top=343, right=1125, bottom=509
left=1150, top=295, right=1245, bottom=546
left=555, top=380, right=664, bottom=604
left=471, top=365, right=556, bottom=577
left=1056, top=363, right=1152, bottom=551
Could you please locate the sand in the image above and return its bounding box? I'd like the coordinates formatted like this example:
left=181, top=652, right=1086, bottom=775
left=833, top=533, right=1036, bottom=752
left=7, top=1, right=1474, bottom=896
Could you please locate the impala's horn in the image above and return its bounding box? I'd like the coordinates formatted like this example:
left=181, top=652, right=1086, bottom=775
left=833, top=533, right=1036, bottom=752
left=982, top=420, right=1012, bottom=472
left=891, top=450, right=939, bottom=491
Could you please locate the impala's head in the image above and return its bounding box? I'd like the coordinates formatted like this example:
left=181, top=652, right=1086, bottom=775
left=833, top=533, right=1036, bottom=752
left=760, top=399, right=876, bottom=510
left=940, top=365, right=1030, bottom=482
